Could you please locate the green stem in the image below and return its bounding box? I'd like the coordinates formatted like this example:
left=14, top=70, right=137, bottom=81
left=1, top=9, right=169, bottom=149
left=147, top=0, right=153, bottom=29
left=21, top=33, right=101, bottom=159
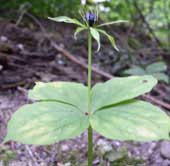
left=88, top=29, right=92, bottom=115
left=88, top=28, right=93, bottom=166
left=88, top=126, right=93, bottom=166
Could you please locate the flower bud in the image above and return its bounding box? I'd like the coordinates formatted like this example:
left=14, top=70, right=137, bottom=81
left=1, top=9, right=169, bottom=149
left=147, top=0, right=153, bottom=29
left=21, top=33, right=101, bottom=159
left=85, top=12, right=97, bottom=26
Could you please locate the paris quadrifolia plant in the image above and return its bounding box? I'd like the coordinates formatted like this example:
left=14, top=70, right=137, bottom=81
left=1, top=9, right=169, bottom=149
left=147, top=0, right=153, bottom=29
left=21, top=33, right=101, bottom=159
left=4, top=8, right=170, bottom=166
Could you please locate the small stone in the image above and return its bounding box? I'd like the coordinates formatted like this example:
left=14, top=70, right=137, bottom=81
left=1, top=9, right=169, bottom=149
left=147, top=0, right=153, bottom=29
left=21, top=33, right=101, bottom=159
left=64, top=163, right=71, bottom=166
left=97, top=139, right=112, bottom=154
left=160, top=141, right=170, bottom=159
left=0, top=65, right=3, bottom=71
left=97, top=139, right=107, bottom=146
left=148, top=142, right=157, bottom=154
left=0, top=36, right=8, bottom=42
left=58, top=60, right=64, bottom=65
left=61, top=145, right=69, bottom=152
left=105, top=150, right=124, bottom=162
left=39, top=151, right=47, bottom=159
left=17, top=44, right=24, bottom=50
left=113, top=141, right=121, bottom=147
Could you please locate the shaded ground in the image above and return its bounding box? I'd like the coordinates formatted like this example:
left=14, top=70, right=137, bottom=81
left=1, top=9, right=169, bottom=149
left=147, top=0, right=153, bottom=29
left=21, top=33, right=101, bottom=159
left=0, top=18, right=170, bottom=166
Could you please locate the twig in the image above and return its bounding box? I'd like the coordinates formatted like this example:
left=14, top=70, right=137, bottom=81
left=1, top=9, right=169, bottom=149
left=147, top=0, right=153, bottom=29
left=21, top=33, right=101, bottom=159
left=25, top=13, right=46, bottom=33
left=25, top=145, right=38, bottom=166
left=51, top=42, right=113, bottom=79
left=143, top=94, right=170, bottom=110
left=16, top=11, right=46, bottom=33
left=154, top=87, right=167, bottom=98
left=131, top=47, right=170, bottom=56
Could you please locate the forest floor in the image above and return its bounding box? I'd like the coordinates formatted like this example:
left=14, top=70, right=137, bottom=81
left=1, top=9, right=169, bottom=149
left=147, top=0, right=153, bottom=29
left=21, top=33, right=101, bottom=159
left=0, top=17, right=170, bottom=166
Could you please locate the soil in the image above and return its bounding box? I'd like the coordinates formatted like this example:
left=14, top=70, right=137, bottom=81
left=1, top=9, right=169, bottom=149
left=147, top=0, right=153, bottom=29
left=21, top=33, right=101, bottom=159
left=0, top=18, right=170, bottom=166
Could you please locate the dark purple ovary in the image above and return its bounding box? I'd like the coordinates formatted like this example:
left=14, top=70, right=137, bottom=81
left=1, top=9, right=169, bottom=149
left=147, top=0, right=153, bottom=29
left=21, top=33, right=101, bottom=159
left=85, top=12, right=97, bottom=26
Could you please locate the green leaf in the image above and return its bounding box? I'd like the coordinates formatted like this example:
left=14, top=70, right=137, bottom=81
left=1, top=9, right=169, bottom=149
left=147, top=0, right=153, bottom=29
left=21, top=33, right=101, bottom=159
left=90, top=100, right=170, bottom=141
left=92, top=76, right=157, bottom=111
left=90, top=27, right=101, bottom=52
left=97, top=20, right=128, bottom=27
left=123, top=66, right=146, bottom=76
left=28, top=82, right=88, bottom=112
left=74, top=27, right=87, bottom=40
left=48, top=16, right=85, bottom=27
left=146, top=62, right=167, bottom=73
left=97, top=29, right=119, bottom=51
left=5, top=102, right=89, bottom=145
left=152, top=73, right=169, bottom=83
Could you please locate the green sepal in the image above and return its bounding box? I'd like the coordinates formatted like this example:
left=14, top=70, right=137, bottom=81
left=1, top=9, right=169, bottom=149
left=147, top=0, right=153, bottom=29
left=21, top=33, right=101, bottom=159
left=48, top=16, right=85, bottom=27
left=97, top=29, right=119, bottom=51
left=97, top=20, right=128, bottom=27
left=74, top=27, right=87, bottom=40
left=90, top=27, right=101, bottom=52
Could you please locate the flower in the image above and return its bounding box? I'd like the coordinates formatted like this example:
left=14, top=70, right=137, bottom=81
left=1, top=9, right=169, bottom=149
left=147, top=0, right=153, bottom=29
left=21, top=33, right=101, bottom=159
left=84, top=12, right=97, bottom=26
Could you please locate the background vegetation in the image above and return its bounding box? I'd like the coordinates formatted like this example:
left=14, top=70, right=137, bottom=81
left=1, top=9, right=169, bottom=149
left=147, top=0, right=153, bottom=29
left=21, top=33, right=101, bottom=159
left=0, top=0, right=170, bottom=46
left=0, top=1, right=170, bottom=165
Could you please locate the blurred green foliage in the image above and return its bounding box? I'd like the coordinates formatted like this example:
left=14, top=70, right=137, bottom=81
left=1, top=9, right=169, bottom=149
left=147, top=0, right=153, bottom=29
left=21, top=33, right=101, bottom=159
left=0, top=0, right=170, bottom=45
left=0, top=0, right=81, bottom=17
left=100, top=0, right=170, bottom=46
left=0, top=145, right=16, bottom=166
left=122, top=62, right=169, bottom=83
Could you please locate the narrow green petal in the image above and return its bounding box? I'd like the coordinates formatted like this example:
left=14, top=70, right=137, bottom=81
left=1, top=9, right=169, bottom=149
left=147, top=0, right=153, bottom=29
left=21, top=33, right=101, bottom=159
left=98, top=20, right=128, bottom=27
left=74, top=27, right=87, bottom=40
left=90, top=27, right=101, bottom=52
left=97, top=29, right=119, bottom=51
left=48, top=16, right=85, bottom=27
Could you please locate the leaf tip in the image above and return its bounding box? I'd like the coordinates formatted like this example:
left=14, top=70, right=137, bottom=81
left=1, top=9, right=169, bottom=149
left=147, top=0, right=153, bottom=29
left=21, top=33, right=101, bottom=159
left=114, top=46, right=119, bottom=51
left=74, top=32, right=78, bottom=40
left=95, top=46, right=101, bottom=53
left=48, top=17, right=53, bottom=21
